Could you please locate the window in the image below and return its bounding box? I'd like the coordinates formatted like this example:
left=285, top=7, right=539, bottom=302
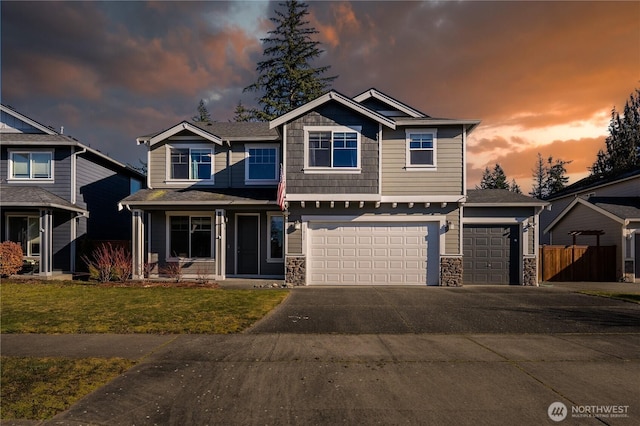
left=267, top=213, right=284, bottom=262
left=7, top=216, right=40, bottom=256
left=305, top=126, right=361, bottom=171
left=406, top=129, right=437, bottom=168
left=10, top=151, right=52, bottom=180
left=245, top=145, right=279, bottom=184
left=169, top=147, right=213, bottom=181
left=169, top=215, right=212, bottom=258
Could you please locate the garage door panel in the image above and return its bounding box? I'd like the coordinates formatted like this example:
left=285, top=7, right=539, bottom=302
left=308, top=222, right=438, bottom=285
left=463, top=225, right=518, bottom=285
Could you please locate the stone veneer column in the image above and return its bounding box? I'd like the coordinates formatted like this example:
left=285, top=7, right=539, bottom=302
left=440, top=257, right=463, bottom=287
left=522, top=257, right=538, bottom=286
left=286, top=256, right=306, bottom=286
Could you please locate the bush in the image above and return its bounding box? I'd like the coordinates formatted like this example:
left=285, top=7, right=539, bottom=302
left=0, top=241, right=24, bottom=277
left=81, top=243, right=132, bottom=283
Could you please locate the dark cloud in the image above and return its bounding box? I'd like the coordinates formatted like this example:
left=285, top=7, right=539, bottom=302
left=1, top=0, right=637, bottom=184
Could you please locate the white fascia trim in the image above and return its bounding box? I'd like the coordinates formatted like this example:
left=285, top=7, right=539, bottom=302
left=380, top=195, right=466, bottom=203
left=462, top=217, right=529, bottom=225
left=543, top=197, right=625, bottom=234
left=302, top=214, right=447, bottom=224
left=466, top=202, right=549, bottom=208
left=0, top=104, right=58, bottom=135
left=286, top=194, right=381, bottom=202
left=269, top=91, right=396, bottom=129
left=149, top=122, right=223, bottom=146
left=352, top=89, right=426, bottom=118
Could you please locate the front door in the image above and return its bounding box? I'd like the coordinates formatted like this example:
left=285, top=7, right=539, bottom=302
left=236, top=214, right=259, bottom=275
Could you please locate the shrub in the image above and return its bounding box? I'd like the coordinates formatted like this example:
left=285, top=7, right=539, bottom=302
left=0, top=241, right=23, bottom=277
left=81, top=243, right=132, bottom=283
left=161, top=262, right=183, bottom=283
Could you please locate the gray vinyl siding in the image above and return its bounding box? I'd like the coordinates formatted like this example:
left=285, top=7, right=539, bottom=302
left=1, top=145, right=73, bottom=201
left=76, top=155, right=132, bottom=241
left=285, top=103, right=379, bottom=194
left=381, top=126, right=463, bottom=196
left=148, top=140, right=279, bottom=189
left=52, top=210, right=73, bottom=272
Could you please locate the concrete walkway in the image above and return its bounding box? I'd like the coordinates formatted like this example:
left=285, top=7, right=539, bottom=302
left=2, top=282, right=639, bottom=425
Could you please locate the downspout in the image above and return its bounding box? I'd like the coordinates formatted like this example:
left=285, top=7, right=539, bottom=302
left=226, top=140, right=232, bottom=187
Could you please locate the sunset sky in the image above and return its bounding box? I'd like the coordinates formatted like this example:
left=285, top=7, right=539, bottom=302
left=2, top=1, right=639, bottom=193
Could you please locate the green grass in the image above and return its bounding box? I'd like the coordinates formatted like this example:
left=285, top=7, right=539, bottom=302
left=1, top=356, right=134, bottom=420
left=1, top=281, right=289, bottom=334
left=579, top=291, right=640, bottom=304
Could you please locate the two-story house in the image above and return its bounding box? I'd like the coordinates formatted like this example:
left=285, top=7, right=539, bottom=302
left=121, top=89, right=546, bottom=286
left=0, top=104, right=145, bottom=278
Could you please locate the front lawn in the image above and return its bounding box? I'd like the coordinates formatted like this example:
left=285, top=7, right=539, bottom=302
left=1, top=280, right=289, bottom=334
left=579, top=290, right=640, bottom=304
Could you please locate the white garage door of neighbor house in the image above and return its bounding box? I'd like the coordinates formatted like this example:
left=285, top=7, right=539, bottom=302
left=308, top=222, right=439, bottom=285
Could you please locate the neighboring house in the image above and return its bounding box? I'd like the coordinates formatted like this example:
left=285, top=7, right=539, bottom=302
left=121, top=89, right=546, bottom=285
left=540, top=168, right=640, bottom=282
left=543, top=196, right=640, bottom=283
left=0, top=104, right=145, bottom=278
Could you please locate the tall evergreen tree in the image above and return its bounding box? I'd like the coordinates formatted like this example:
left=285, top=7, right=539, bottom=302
left=590, top=88, right=640, bottom=176
left=192, top=99, right=212, bottom=123
left=244, top=0, right=337, bottom=121
left=530, top=153, right=571, bottom=198
left=530, top=153, right=547, bottom=198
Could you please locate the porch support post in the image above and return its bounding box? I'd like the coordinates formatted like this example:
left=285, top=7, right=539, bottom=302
left=215, top=209, right=226, bottom=279
left=131, top=209, right=145, bottom=280
left=39, top=209, right=53, bottom=277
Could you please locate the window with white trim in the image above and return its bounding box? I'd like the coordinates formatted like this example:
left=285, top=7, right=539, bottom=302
left=405, top=129, right=437, bottom=169
left=6, top=215, right=40, bottom=256
left=245, top=145, right=279, bottom=184
left=304, top=126, right=361, bottom=171
left=169, top=215, right=213, bottom=258
left=267, top=212, right=284, bottom=262
left=169, top=147, right=214, bottom=181
left=9, top=151, right=53, bottom=180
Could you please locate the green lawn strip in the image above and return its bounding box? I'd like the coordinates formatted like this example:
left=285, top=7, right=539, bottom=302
left=578, top=291, right=640, bottom=304
left=1, top=356, right=134, bottom=420
left=1, top=281, right=289, bottom=334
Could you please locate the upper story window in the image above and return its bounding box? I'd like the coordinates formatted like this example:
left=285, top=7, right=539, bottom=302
left=405, top=129, right=437, bottom=169
left=245, top=144, right=279, bottom=185
left=304, top=126, right=361, bottom=173
left=9, top=151, right=53, bottom=180
left=169, top=147, right=214, bottom=182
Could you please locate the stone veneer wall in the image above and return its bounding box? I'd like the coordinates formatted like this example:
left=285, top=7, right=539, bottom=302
left=286, top=256, right=306, bottom=286
left=440, top=257, right=462, bottom=287
left=523, top=257, right=538, bottom=286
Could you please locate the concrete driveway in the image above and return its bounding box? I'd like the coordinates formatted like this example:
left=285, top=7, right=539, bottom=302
left=248, top=285, right=640, bottom=334
left=3, top=283, right=639, bottom=426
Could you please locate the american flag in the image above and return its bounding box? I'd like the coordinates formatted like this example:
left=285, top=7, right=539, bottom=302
left=277, top=164, right=286, bottom=211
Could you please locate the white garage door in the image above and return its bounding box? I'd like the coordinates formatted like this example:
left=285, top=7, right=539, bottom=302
left=308, top=222, right=439, bottom=285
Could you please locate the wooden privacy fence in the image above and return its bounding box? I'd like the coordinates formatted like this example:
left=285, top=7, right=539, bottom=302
left=539, top=245, right=616, bottom=282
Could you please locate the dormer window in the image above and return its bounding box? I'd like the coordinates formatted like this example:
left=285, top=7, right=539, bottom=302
left=168, top=146, right=214, bottom=182
left=406, top=129, right=437, bottom=169
left=303, top=126, right=361, bottom=173
left=9, top=151, right=53, bottom=180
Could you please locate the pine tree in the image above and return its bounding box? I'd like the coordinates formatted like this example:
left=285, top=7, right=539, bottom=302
left=478, top=164, right=511, bottom=190
left=193, top=99, right=212, bottom=123
left=530, top=153, right=571, bottom=199
left=530, top=153, right=547, bottom=198
left=244, top=0, right=337, bottom=121
left=232, top=101, right=255, bottom=122
left=590, top=88, right=640, bottom=176
left=509, top=179, right=522, bottom=194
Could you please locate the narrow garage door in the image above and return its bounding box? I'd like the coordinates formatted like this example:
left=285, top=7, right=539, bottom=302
left=463, top=225, right=519, bottom=284
left=308, top=222, right=439, bottom=285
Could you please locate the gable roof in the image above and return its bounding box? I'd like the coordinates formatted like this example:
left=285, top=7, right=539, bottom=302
left=137, top=121, right=224, bottom=146
left=1, top=104, right=58, bottom=135
left=544, top=167, right=640, bottom=201
left=190, top=121, right=279, bottom=141
left=543, top=196, right=640, bottom=234
left=0, top=185, right=89, bottom=215
left=269, top=90, right=397, bottom=129
left=120, top=187, right=277, bottom=207
left=352, top=88, right=427, bottom=118
left=465, top=189, right=548, bottom=207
